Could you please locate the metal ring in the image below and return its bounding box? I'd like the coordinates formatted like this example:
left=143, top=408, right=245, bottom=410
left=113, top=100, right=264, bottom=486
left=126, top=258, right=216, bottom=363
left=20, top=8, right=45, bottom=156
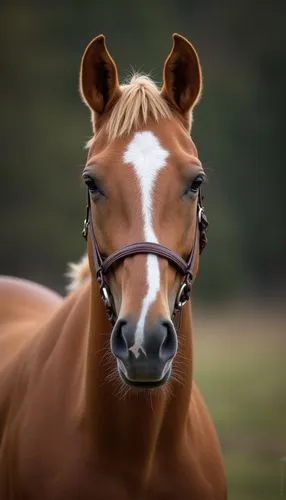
left=101, top=286, right=113, bottom=309
left=175, top=282, right=191, bottom=310
left=198, top=205, right=203, bottom=224
left=82, top=218, right=89, bottom=239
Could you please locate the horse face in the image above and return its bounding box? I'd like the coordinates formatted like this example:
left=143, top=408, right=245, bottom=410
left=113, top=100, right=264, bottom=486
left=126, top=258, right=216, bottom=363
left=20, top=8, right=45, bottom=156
left=80, top=34, right=203, bottom=388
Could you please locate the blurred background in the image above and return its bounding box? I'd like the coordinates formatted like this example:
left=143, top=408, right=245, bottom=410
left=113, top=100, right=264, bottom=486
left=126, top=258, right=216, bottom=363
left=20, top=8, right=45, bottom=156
left=0, top=1, right=285, bottom=498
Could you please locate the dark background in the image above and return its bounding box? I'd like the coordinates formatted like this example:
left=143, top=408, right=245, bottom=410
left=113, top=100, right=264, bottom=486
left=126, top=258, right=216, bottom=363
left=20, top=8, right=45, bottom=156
left=1, top=1, right=285, bottom=498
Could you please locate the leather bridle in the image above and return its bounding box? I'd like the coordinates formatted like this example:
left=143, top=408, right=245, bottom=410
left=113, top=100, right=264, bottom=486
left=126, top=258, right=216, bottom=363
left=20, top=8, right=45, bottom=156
left=82, top=190, right=208, bottom=325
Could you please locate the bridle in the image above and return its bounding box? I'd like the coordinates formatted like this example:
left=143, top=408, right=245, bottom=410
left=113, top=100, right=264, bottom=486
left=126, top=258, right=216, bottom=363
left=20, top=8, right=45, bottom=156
left=82, top=190, right=208, bottom=324
left=82, top=190, right=208, bottom=325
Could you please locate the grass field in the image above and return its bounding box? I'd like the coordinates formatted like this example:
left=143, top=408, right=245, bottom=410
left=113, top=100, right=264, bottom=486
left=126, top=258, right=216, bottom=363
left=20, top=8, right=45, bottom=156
left=193, top=303, right=286, bottom=500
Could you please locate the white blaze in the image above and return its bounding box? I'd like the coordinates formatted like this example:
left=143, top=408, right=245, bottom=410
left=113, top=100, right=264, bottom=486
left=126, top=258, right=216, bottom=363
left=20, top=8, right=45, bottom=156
left=123, top=131, right=169, bottom=346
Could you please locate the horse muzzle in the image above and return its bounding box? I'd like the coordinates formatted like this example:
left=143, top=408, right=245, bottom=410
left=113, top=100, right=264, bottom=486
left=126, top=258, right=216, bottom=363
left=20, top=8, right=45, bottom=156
left=111, top=318, right=177, bottom=388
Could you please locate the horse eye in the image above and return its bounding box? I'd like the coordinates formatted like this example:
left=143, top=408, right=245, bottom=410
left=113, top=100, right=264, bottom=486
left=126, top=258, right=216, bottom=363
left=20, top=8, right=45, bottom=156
left=82, top=174, right=104, bottom=200
left=184, top=174, right=205, bottom=196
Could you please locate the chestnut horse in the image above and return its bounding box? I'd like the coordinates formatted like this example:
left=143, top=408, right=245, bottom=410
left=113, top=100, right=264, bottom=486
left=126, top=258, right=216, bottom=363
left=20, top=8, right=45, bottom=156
left=0, top=34, right=227, bottom=499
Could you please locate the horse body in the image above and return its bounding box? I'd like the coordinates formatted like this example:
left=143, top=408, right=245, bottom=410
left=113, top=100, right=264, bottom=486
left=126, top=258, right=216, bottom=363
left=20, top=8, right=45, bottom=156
left=0, top=276, right=62, bottom=394
left=0, top=278, right=225, bottom=499
left=0, top=33, right=227, bottom=498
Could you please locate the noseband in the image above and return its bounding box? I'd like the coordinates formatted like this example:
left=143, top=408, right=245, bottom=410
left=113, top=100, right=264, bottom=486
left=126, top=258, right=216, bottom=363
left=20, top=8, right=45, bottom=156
left=82, top=190, right=208, bottom=324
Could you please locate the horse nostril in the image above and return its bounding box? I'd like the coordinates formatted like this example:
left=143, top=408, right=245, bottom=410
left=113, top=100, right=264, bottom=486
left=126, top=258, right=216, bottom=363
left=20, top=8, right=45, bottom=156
left=110, top=319, right=129, bottom=361
left=159, top=320, right=178, bottom=361
left=111, top=318, right=177, bottom=367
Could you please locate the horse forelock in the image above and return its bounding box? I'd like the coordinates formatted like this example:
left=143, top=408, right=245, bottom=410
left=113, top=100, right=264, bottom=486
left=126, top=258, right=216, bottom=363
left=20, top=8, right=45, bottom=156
left=85, top=73, right=192, bottom=149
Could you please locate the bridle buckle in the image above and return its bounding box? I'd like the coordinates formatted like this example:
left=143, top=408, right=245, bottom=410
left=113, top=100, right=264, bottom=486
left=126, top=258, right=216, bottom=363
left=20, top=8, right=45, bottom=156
left=174, top=277, right=192, bottom=312
left=82, top=218, right=89, bottom=240
left=100, top=284, right=116, bottom=323
left=198, top=205, right=203, bottom=224
left=100, top=284, right=113, bottom=309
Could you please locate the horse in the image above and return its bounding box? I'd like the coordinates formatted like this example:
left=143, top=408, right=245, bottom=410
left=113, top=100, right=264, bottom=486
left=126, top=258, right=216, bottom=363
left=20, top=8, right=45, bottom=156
left=0, top=34, right=227, bottom=499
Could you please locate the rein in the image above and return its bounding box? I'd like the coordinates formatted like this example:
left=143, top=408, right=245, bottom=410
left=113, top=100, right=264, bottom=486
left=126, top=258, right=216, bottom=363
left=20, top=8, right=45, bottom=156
left=82, top=190, right=208, bottom=325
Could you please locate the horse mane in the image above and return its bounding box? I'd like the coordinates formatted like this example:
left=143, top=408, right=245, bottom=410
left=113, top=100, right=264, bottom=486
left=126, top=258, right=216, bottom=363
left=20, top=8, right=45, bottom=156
left=66, top=254, right=90, bottom=292
left=108, top=74, right=172, bottom=140
left=68, top=74, right=189, bottom=292
left=86, top=74, right=178, bottom=149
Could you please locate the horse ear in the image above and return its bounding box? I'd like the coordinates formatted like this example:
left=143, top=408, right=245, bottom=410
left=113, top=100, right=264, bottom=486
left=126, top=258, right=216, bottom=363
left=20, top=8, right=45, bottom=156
left=161, top=33, right=202, bottom=116
left=80, top=35, right=120, bottom=115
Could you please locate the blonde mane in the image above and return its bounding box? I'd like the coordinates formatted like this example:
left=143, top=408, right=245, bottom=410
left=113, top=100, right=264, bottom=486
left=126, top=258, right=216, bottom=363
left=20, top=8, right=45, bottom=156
left=68, top=74, right=184, bottom=293
left=107, top=74, right=172, bottom=140
left=85, top=74, right=175, bottom=150
left=66, top=254, right=90, bottom=293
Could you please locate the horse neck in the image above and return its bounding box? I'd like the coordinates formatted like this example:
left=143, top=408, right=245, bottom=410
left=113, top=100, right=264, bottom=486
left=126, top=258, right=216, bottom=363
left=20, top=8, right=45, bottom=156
left=83, top=278, right=194, bottom=469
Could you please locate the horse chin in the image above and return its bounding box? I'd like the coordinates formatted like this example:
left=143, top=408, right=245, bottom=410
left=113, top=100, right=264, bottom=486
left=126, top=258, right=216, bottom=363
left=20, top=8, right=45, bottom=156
left=118, top=365, right=172, bottom=390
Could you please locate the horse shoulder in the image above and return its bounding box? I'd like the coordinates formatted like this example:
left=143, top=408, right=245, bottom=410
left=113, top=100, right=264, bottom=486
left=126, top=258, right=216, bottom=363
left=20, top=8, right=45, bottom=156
left=0, top=276, right=63, bottom=426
